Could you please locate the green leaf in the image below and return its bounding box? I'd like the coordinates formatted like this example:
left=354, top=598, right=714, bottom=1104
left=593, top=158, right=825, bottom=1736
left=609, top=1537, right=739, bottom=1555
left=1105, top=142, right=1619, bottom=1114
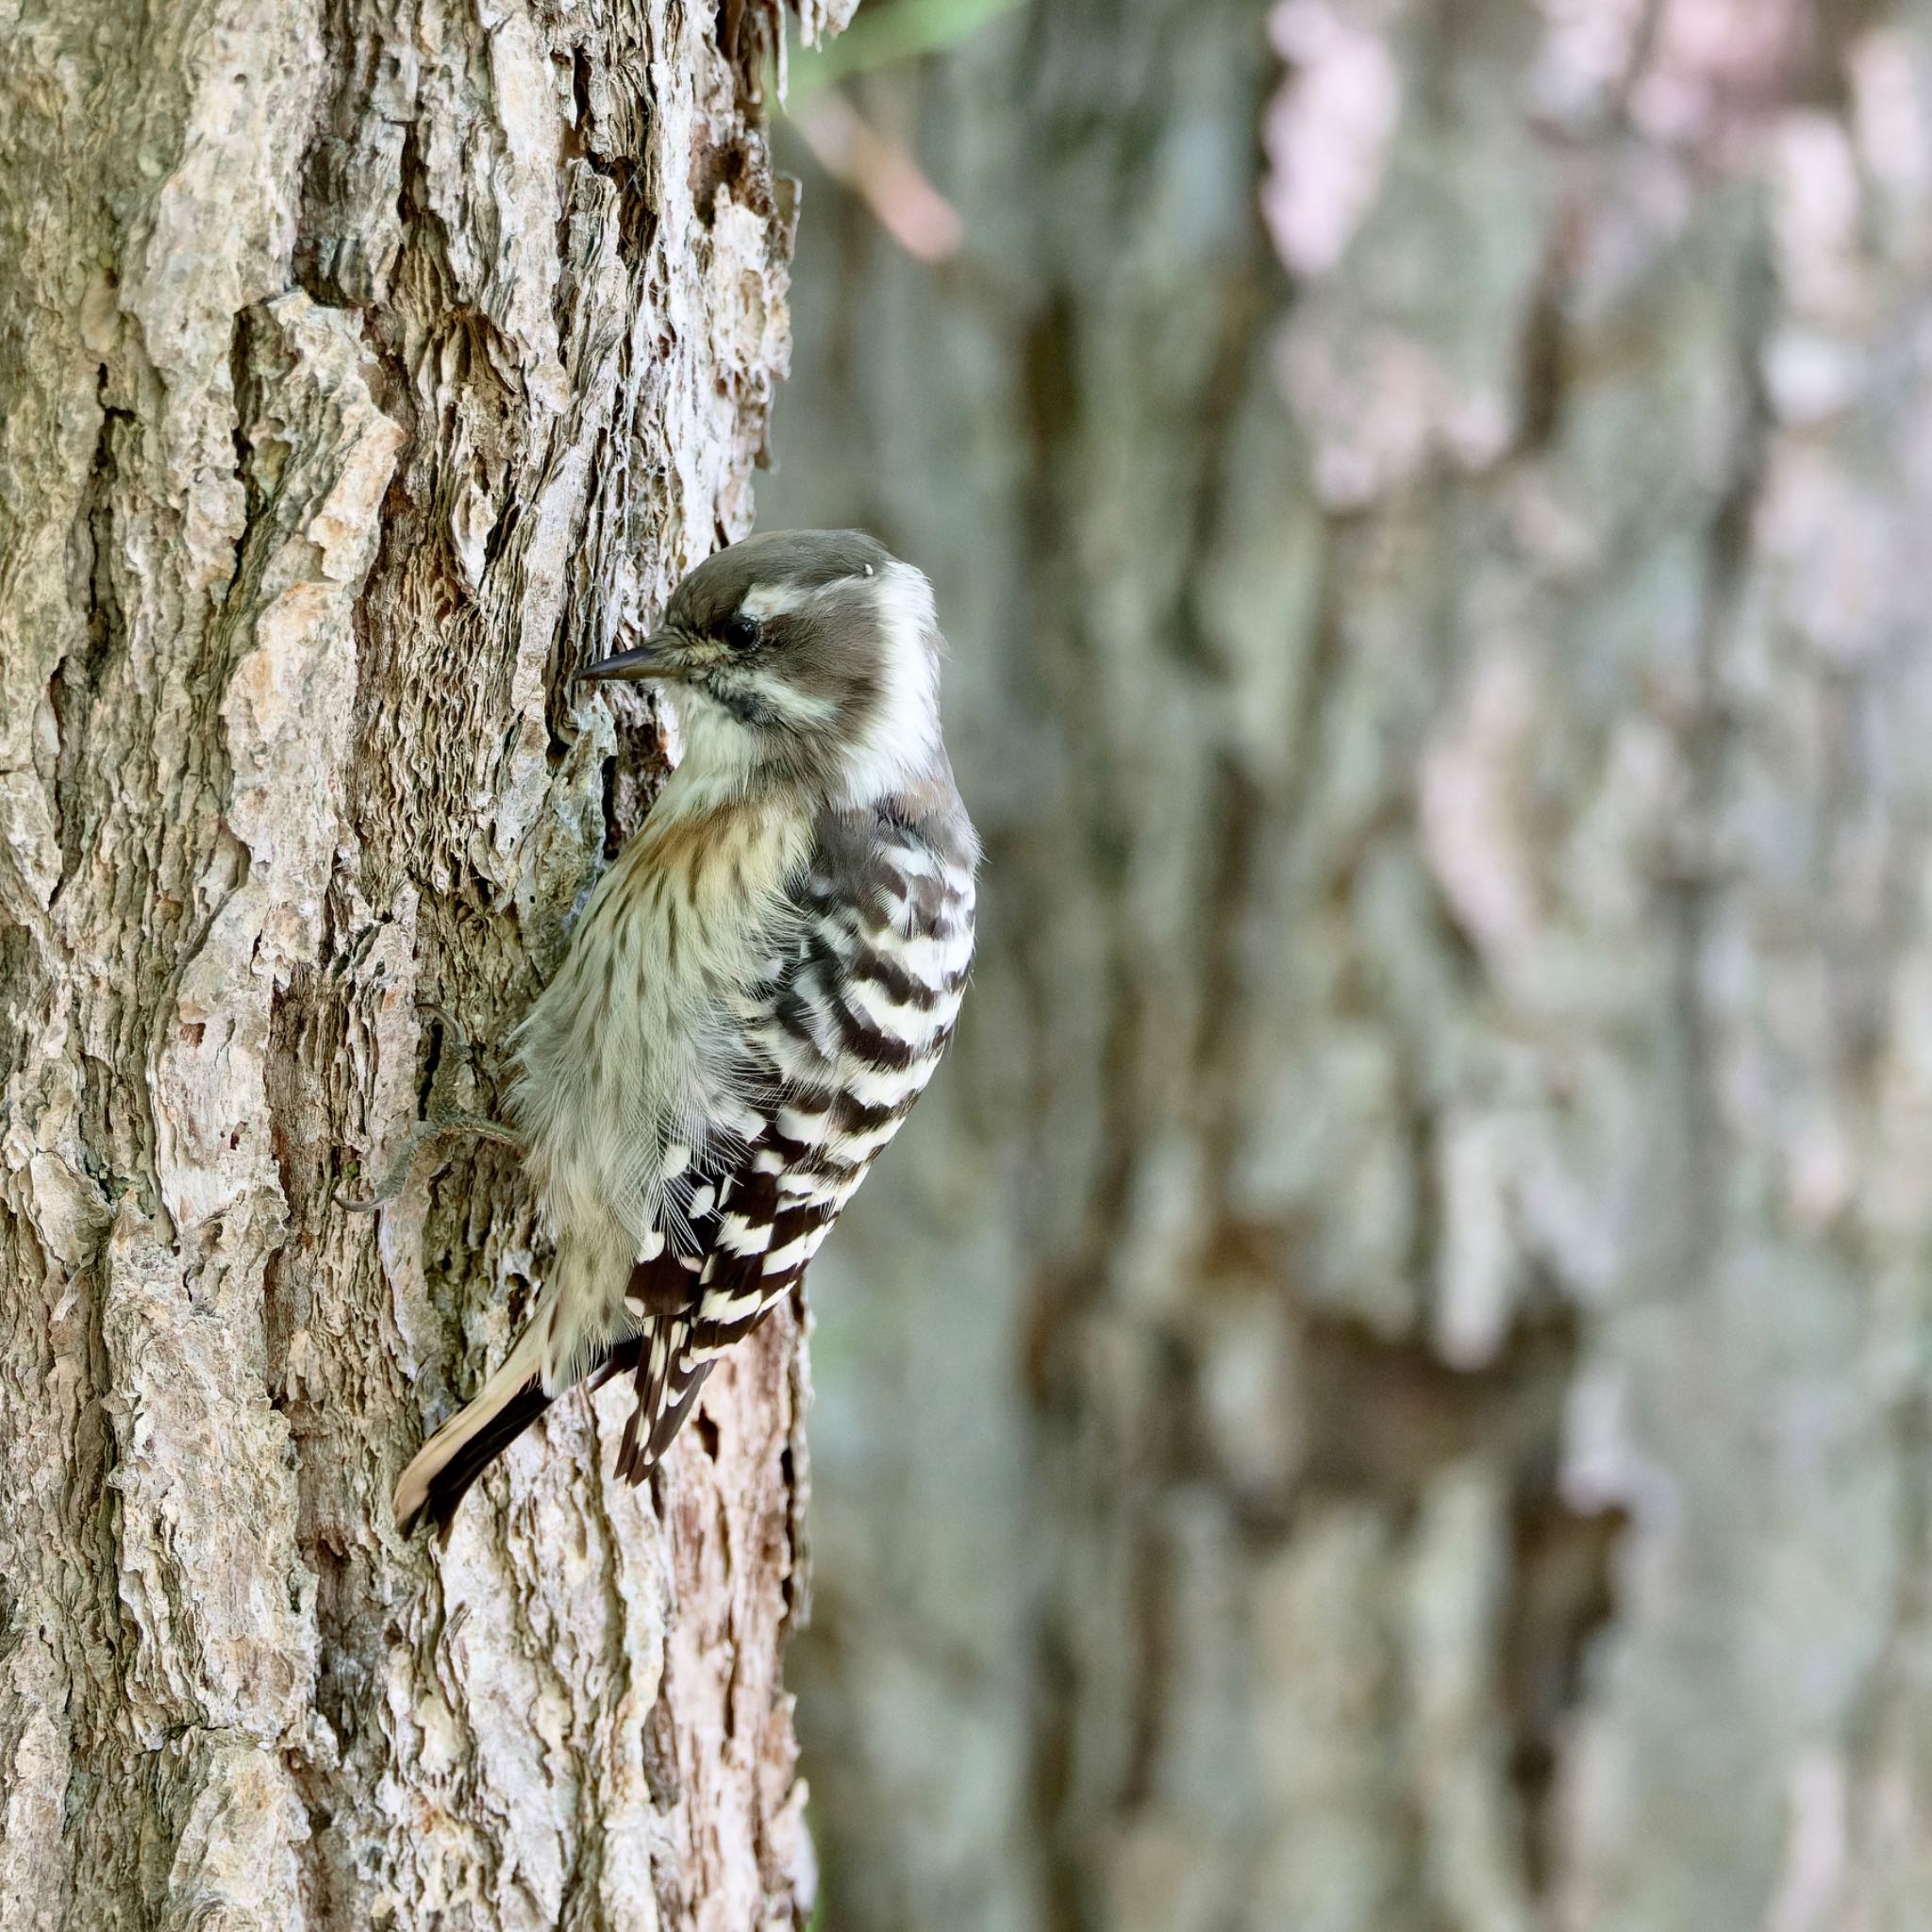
left=787, top=0, right=1024, bottom=102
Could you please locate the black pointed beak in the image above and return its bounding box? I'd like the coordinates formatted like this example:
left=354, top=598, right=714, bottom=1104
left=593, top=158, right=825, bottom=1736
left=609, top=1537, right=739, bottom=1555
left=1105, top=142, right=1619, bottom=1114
left=577, top=630, right=685, bottom=683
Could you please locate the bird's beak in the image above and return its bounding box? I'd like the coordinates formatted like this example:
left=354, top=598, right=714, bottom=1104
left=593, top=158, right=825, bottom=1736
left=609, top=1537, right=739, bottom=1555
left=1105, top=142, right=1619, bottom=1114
left=577, top=629, right=686, bottom=683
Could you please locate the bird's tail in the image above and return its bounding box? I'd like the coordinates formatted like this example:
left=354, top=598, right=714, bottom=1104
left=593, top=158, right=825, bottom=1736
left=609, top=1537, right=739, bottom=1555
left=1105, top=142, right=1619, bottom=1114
left=392, top=1316, right=558, bottom=1543
left=391, top=1308, right=708, bottom=1536
left=395, top=1248, right=724, bottom=1536
left=395, top=1215, right=642, bottom=1540
left=612, top=1316, right=715, bottom=1484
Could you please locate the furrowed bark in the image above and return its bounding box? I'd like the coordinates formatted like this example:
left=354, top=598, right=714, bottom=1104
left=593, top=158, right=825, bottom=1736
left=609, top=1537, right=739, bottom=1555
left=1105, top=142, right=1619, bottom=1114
left=0, top=2, right=845, bottom=1924
left=768, top=4, right=1932, bottom=1929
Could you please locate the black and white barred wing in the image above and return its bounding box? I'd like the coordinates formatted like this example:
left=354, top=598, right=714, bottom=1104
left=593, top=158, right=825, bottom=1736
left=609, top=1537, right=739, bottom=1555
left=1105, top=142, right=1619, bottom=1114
left=611, top=801, right=976, bottom=1480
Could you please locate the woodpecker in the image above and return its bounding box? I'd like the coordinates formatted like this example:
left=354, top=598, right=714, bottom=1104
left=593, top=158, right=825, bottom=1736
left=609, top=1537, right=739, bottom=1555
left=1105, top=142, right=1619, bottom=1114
left=391, top=530, right=978, bottom=1538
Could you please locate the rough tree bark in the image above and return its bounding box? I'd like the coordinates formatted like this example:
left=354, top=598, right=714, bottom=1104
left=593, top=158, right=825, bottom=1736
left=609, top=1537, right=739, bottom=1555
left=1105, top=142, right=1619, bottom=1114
left=768, top=2, right=1932, bottom=1928
left=0, top=2, right=846, bottom=1924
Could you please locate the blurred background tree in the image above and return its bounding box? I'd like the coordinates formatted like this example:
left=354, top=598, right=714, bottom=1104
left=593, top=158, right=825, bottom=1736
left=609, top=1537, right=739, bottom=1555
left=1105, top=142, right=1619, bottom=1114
left=765, top=2, right=1932, bottom=1928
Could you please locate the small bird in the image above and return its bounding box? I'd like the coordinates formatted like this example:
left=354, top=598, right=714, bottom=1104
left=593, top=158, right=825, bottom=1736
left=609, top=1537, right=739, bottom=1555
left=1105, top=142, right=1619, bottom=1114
left=391, top=530, right=978, bottom=1538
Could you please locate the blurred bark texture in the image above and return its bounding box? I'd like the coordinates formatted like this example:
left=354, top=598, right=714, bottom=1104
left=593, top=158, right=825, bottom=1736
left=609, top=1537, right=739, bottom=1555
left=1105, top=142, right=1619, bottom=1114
left=0, top=2, right=847, bottom=1924
left=764, top=2, right=1932, bottom=1927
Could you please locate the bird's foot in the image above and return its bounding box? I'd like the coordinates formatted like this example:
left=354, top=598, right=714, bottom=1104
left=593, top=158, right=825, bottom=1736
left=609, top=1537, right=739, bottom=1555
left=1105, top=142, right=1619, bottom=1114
left=334, top=998, right=523, bottom=1209
left=420, top=1001, right=508, bottom=1086
left=334, top=1112, right=525, bottom=1212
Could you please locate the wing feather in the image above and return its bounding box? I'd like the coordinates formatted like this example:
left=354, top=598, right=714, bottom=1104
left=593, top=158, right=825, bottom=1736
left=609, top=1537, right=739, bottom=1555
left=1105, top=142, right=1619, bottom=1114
left=607, top=795, right=974, bottom=1478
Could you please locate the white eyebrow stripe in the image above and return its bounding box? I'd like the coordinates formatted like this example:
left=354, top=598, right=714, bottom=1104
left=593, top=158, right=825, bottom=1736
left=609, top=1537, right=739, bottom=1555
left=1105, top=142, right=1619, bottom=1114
left=740, top=582, right=812, bottom=621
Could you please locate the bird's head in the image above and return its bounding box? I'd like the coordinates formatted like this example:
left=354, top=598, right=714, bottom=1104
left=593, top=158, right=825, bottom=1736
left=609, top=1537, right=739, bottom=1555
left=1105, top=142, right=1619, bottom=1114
left=582, top=529, right=945, bottom=808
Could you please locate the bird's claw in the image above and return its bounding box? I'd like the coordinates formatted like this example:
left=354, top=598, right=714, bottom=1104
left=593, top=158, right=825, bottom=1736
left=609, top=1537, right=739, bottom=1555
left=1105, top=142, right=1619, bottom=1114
left=333, top=997, right=520, bottom=1212
left=333, top=1113, right=525, bottom=1213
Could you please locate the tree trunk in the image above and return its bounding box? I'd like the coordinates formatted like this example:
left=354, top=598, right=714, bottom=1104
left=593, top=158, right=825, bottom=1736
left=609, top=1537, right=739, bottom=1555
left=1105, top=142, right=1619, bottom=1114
left=0, top=3, right=843, bottom=1924
left=767, top=3, right=1932, bottom=1928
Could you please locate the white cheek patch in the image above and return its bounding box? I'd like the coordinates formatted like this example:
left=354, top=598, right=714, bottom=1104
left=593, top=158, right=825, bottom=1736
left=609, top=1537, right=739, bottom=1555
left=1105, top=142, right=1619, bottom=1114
left=840, top=560, right=942, bottom=807
left=755, top=679, right=841, bottom=731
left=703, top=655, right=843, bottom=739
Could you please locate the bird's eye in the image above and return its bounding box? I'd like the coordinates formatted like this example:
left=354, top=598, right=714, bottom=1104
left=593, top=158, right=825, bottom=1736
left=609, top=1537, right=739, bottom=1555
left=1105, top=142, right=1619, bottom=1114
left=721, top=611, right=761, bottom=651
